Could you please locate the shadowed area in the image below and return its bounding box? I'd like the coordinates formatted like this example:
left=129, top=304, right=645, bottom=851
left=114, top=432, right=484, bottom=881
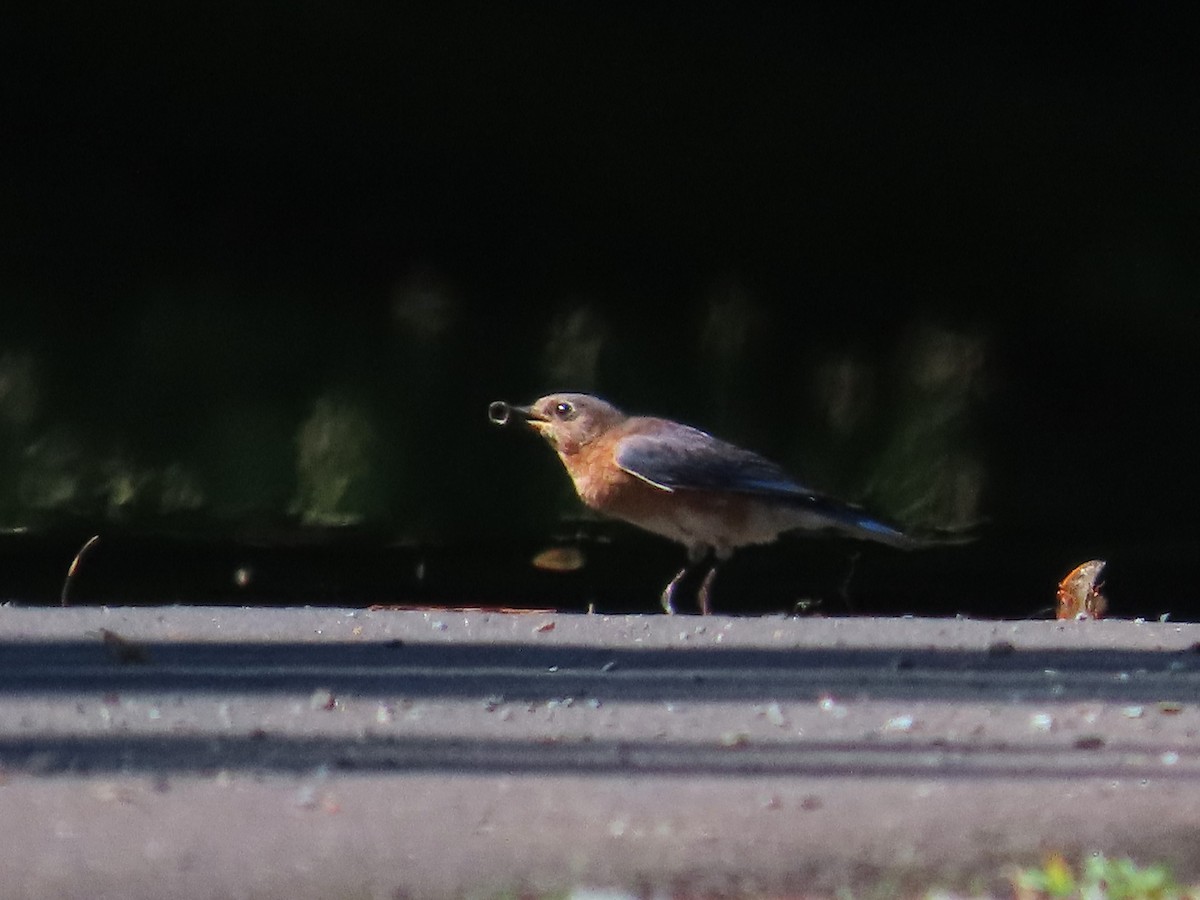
left=3, top=732, right=1200, bottom=780
left=2, top=638, right=1199, bottom=702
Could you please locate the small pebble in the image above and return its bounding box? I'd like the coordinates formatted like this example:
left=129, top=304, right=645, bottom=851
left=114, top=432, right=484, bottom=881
left=818, top=696, right=847, bottom=718
left=309, top=688, right=337, bottom=711
left=763, top=703, right=786, bottom=727
left=294, top=785, right=319, bottom=809
left=1030, top=712, right=1054, bottom=732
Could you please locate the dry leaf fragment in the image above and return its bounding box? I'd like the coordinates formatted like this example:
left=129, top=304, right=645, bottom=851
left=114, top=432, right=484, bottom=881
left=1056, top=559, right=1108, bottom=620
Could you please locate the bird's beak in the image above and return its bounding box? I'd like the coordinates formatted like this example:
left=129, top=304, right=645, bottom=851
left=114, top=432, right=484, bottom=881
left=488, top=401, right=547, bottom=428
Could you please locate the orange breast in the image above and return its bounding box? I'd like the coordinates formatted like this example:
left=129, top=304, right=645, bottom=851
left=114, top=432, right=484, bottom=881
left=561, top=438, right=655, bottom=513
left=557, top=438, right=776, bottom=552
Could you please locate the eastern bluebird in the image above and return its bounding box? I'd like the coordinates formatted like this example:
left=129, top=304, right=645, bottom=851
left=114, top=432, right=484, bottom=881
left=489, top=393, right=910, bottom=614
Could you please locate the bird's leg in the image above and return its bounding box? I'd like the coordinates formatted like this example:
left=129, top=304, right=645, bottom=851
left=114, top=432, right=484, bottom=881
left=660, top=565, right=690, bottom=615
left=697, top=563, right=719, bottom=616
left=662, top=545, right=711, bottom=615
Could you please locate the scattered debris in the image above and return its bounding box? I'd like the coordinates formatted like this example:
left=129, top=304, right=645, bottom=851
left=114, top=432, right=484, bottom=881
left=883, top=715, right=916, bottom=733
left=818, top=696, right=847, bottom=718
left=762, top=703, right=786, bottom=727
left=1029, top=712, right=1055, bottom=732
left=531, top=546, right=586, bottom=572
left=98, top=628, right=150, bottom=665
left=309, top=688, right=337, bottom=711
left=293, top=784, right=319, bottom=809
left=366, top=604, right=555, bottom=614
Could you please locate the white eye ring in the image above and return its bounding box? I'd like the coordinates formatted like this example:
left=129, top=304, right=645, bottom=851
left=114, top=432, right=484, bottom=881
left=554, top=402, right=574, bottom=419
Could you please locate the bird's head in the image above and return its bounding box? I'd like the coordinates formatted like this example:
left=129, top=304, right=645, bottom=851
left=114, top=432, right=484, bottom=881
left=489, top=393, right=627, bottom=455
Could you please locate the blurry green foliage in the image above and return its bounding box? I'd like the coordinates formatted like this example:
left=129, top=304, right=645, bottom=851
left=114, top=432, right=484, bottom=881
left=291, top=394, right=380, bottom=527
left=1013, top=852, right=1198, bottom=900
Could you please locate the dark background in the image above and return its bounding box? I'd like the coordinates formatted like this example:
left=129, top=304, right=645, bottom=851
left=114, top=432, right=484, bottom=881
left=2, top=3, right=1197, bottom=616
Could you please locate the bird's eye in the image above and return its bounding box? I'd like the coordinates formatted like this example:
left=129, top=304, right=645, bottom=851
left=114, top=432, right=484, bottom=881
left=553, top=401, right=574, bottom=419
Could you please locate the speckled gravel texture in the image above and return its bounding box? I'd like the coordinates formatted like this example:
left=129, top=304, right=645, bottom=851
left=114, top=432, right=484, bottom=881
left=2, top=606, right=1199, bottom=899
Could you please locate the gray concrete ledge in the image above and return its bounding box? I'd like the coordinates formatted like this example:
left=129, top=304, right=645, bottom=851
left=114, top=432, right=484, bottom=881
left=2, top=606, right=1199, bottom=898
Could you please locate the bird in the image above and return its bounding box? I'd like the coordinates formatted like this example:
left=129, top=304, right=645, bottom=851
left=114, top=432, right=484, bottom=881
left=489, top=392, right=911, bottom=615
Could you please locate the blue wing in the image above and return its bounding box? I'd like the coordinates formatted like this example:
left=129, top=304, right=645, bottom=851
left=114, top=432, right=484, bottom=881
left=613, top=426, right=909, bottom=545
left=614, top=426, right=815, bottom=500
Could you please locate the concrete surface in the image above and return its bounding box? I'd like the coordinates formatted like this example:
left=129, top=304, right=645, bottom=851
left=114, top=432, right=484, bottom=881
left=1, top=606, right=1200, bottom=898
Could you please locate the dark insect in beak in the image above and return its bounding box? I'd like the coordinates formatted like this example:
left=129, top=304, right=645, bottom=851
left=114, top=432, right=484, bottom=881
left=488, top=401, right=544, bottom=426
left=488, top=401, right=514, bottom=425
